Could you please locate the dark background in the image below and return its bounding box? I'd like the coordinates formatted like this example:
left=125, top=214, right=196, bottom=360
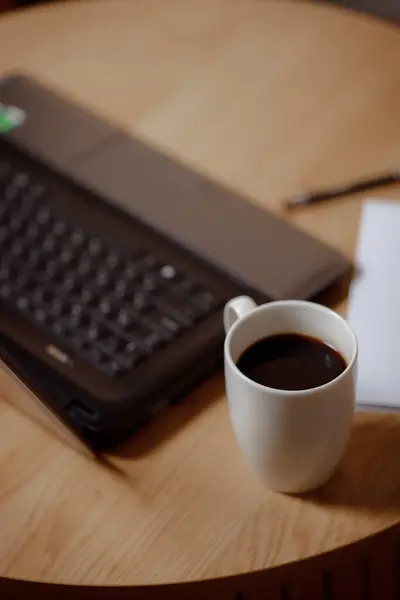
left=1, top=1, right=400, bottom=23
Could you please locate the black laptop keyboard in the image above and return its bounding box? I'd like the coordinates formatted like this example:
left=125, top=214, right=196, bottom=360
left=0, top=159, right=221, bottom=377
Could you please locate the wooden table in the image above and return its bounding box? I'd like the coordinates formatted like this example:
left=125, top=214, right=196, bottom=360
left=0, top=1, right=400, bottom=598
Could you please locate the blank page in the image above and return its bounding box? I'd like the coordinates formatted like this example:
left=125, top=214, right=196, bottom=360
left=348, top=199, right=400, bottom=410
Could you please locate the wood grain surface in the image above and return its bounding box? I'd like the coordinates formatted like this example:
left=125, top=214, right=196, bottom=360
left=0, top=0, right=400, bottom=589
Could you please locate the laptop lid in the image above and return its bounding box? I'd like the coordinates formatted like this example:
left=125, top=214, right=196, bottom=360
left=0, top=73, right=350, bottom=300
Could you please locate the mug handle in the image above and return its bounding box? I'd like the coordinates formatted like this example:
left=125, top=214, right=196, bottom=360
left=223, top=296, right=257, bottom=334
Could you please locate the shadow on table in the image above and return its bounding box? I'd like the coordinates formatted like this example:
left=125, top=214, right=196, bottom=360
left=302, top=412, right=400, bottom=513
left=110, top=372, right=225, bottom=459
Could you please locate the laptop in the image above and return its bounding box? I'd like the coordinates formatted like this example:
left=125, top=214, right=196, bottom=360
left=0, top=74, right=350, bottom=451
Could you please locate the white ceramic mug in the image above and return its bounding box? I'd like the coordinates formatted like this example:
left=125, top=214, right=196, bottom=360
left=224, top=297, right=358, bottom=493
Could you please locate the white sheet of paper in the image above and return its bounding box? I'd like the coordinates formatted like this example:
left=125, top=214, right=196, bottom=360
left=348, top=199, right=400, bottom=410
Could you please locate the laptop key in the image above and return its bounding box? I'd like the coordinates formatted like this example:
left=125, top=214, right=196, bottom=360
left=142, top=329, right=166, bottom=352
left=145, top=311, right=180, bottom=338
left=100, top=359, right=125, bottom=377
left=191, top=291, right=218, bottom=313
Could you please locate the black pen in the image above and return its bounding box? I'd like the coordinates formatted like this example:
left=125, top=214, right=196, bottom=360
left=285, top=172, right=400, bottom=209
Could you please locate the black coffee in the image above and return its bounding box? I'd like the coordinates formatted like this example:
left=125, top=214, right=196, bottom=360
left=236, top=333, right=346, bottom=391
